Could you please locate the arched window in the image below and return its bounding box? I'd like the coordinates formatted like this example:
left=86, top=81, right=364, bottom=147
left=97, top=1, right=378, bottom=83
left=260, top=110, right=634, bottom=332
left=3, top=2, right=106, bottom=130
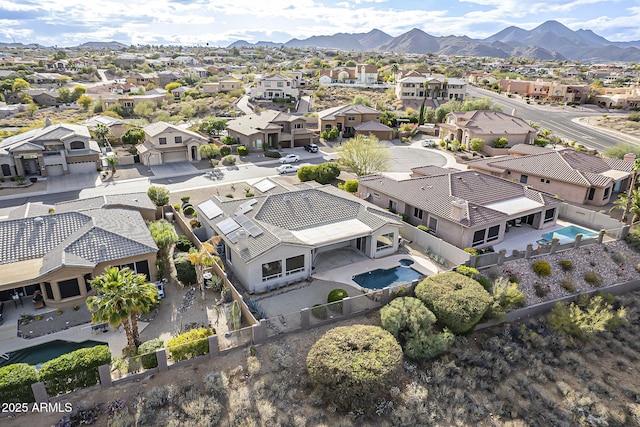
left=69, top=141, right=85, bottom=150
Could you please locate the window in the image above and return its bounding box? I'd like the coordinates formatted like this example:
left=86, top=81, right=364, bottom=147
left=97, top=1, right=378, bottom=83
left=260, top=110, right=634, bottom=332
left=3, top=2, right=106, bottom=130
left=58, top=278, right=80, bottom=299
left=44, top=282, right=53, bottom=300
left=69, top=141, right=85, bottom=150
left=325, top=124, right=332, bottom=130
left=472, top=229, right=485, bottom=246
left=174, top=136, right=182, bottom=144
left=520, top=174, right=528, bottom=184
left=294, top=123, right=304, bottom=129
left=487, top=225, right=500, bottom=242
left=285, top=255, right=305, bottom=275
left=159, top=137, right=167, bottom=145
left=373, top=193, right=380, bottom=198
left=428, top=217, right=438, bottom=232
left=262, top=260, right=282, bottom=281
left=413, top=207, right=423, bottom=220
left=277, top=82, right=283, bottom=87
left=603, top=187, right=610, bottom=200
left=347, top=116, right=356, bottom=121
left=544, top=208, right=555, bottom=223
left=84, top=274, right=92, bottom=293
left=376, top=232, right=395, bottom=251
left=388, top=200, right=397, bottom=212
left=265, top=82, right=271, bottom=87
left=587, top=187, right=595, bottom=200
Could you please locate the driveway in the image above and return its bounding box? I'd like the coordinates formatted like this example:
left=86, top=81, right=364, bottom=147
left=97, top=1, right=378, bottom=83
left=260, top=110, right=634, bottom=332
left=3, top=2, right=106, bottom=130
left=150, top=162, right=200, bottom=179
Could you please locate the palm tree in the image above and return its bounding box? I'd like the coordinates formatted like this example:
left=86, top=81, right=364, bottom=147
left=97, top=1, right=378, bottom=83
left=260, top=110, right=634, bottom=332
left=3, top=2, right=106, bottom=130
left=93, top=123, right=111, bottom=147
left=106, top=155, right=117, bottom=173
left=87, top=267, right=158, bottom=349
left=188, top=238, right=223, bottom=301
left=621, top=159, right=640, bottom=223
left=612, top=189, right=640, bottom=224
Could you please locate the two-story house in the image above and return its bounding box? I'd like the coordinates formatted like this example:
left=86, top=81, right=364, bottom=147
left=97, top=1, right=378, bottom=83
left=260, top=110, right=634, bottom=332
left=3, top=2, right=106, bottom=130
left=318, top=64, right=379, bottom=85
left=226, top=110, right=317, bottom=149
left=317, top=104, right=389, bottom=138
left=250, top=74, right=299, bottom=100
left=0, top=121, right=100, bottom=177
left=136, top=121, right=208, bottom=165
left=395, top=71, right=466, bottom=108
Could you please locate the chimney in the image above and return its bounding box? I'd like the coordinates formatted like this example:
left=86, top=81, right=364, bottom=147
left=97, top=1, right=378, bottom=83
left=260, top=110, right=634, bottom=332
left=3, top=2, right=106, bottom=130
left=44, top=117, right=51, bottom=127
left=624, top=153, right=636, bottom=163
left=450, top=199, right=467, bottom=221
left=236, top=228, right=248, bottom=251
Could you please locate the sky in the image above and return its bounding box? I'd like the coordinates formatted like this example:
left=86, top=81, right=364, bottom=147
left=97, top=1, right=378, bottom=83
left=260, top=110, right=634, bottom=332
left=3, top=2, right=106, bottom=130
left=1, top=0, right=639, bottom=47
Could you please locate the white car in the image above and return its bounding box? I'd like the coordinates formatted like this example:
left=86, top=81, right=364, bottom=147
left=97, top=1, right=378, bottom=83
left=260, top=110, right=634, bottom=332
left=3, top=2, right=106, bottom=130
left=276, top=164, right=300, bottom=174
left=279, top=154, right=300, bottom=163
left=421, top=139, right=439, bottom=148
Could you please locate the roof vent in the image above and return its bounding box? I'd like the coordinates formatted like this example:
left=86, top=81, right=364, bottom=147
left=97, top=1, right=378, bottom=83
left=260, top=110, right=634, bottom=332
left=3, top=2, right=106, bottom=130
left=283, top=195, right=290, bottom=202
left=301, top=193, right=308, bottom=199
left=34, top=217, right=44, bottom=226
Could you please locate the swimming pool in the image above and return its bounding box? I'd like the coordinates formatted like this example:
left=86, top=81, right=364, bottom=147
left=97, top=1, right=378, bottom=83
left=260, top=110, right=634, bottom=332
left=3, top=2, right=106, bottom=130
left=352, top=261, right=423, bottom=290
left=540, top=225, right=598, bottom=244
left=0, top=340, right=106, bottom=368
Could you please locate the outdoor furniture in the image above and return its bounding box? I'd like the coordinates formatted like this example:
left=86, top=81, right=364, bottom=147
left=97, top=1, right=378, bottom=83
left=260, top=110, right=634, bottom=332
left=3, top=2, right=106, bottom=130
left=32, top=291, right=45, bottom=309
left=91, top=322, right=109, bottom=334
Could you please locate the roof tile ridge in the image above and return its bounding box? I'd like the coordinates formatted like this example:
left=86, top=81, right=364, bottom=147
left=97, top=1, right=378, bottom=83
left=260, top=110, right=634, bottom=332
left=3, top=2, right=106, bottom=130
left=555, top=150, right=590, bottom=185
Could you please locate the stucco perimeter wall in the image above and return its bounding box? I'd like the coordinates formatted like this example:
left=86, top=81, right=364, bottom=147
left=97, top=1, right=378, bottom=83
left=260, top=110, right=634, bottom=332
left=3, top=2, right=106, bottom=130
left=558, top=202, right=624, bottom=231
left=400, top=223, right=470, bottom=268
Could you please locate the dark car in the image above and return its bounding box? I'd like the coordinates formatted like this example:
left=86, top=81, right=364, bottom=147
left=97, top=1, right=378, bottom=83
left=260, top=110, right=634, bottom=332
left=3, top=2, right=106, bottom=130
left=304, top=144, right=318, bottom=153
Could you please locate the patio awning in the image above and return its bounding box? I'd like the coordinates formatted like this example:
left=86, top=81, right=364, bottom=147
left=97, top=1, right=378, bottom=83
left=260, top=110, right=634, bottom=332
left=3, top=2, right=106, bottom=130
left=291, top=219, right=370, bottom=245
left=601, top=169, right=630, bottom=182
left=484, top=196, right=543, bottom=215
left=0, top=258, right=44, bottom=289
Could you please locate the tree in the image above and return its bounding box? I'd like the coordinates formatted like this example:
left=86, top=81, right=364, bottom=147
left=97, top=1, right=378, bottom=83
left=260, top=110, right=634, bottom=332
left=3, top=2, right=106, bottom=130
left=121, top=127, right=145, bottom=145
left=165, top=82, right=182, bottom=91
left=77, top=94, right=94, bottom=110
left=71, top=85, right=86, bottom=102
left=199, top=144, right=221, bottom=159
left=199, top=116, right=227, bottom=137
left=58, top=87, right=72, bottom=104
left=105, top=155, right=117, bottom=173
left=87, top=267, right=158, bottom=349
left=611, top=189, right=640, bottom=224
left=12, top=78, right=29, bottom=92
left=187, top=239, right=222, bottom=301
left=381, top=297, right=454, bottom=361
left=415, top=271, right=493, bottom=334
left=92, top=123, right=111, bottom=145
left=620, top=158, right=640, bottom=223
left=306, top=325, right=403, bottom=412
left=25, top=103, right=39, bottom=117
left=133, top=100, right=157, bottom=119
left=148, top=219, right=178, bottom=258
left=147, top=185, right=170, bottom=209
left=337, top=134, right=390, bottom=176
left=352, top=95, right=372, bottom=107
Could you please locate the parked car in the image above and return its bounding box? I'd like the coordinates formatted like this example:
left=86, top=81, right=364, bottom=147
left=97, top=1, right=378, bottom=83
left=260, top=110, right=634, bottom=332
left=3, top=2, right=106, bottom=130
left=304, top=144, right=318, bottom=153
left=279, top=154, right=300, bottom=163
left=276, top=164, right=300, bottom=174
left=155, top=281, right=165, bottom=298
left=421, top=139, right=438, bottom=148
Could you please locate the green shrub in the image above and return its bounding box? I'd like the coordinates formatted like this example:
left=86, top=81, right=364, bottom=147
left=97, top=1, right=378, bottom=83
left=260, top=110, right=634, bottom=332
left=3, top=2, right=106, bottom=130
left=222, top=154, right=236, bottom=165
left=415, top=272, right=492, bottom=334
left=533, top=260, right=552, bottom=277
left=138, top=338, right=165, bottom=369
left=0, top=363, right=38, bottom=403
left=492, top=137, right=509, bottom=148
left=320, top=127, right=339, bottom=141
left=380, top=297, right=454, bottom=361
left=611, top=251, right=626, bottom=264
left=476, top=274, right=492, bottom=291
left=264, top=150, right=281, bottom=158
left=629, top=112, right=640, bottom=122
left=237, top=145, right=248, bottom=156
left=175, top=235, right=195, bottom=252
left=338, top=179, right=358, bottom=193
left=306, top=325, right=403, bottom=412
left=560, top=278, right=576, bottom=293
left=219, top=145, right=232, bottom=156
left=455, top=265, right=479, bottom=279
left=297, top=165, right=315, bottom=182
left=584, top=271, right=603, bottom=287
left=328, top=288, right=348, bottom=303
left=38, top=345, right=111, bottom=396
left=182, top=205, right=195, bottom=216
left=534, top=282, right=550, bottom=297
left=469, top=138, right=484, bottom=151
left=311, top=304, right=327, bottom=320
left=558, top=260, right=573, bottom=271
left=417, top=225, right=429, bottom=232
left=174, top=254, right=197, bottom=285
left=167, top=328, right=215, bottom=362
left=172, top=203, right=181, bottom=212
left=180, top=195, right=191, bottom=203
left=463, top=247, right=479, bottom=255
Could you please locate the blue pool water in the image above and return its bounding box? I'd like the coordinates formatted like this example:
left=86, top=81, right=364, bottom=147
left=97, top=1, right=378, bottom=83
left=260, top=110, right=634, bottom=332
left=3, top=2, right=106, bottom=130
left=541, top=225, right=598, bottom=244
left=0, top=340, right=105, bottom=368
left=353, top=264, right=423, bottom=290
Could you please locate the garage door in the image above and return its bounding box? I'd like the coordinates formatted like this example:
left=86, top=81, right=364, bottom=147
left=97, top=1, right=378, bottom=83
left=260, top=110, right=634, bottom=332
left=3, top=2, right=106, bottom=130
left=46, top=165, right=64, bottom=176
left=163, top=151, right=187, bottom=163
left=68, top=162, right=97, bottom=174
left=294, top=138, right=310, bottom=147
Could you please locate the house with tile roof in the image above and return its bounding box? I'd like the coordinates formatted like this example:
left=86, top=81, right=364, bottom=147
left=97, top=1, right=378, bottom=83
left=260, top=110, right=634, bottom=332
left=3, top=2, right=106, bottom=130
left=196, top=185, right=402, bottom=293
left=317, top=104, right=383, bottom=138
left=250, top=74, right=299, bottom=100
left=226, top=110, right=317, bottom=149
left=136, top=121, right=209, bottom=165
left=358, top=168, right=562, bottom=250
left=394, top=71, right=466, bottom=109
left=0, top=207, right=158, bottom=309
left=467, top=145, right=634, bottom=206
left=318, top=64, right=378, bottom=85
left=439, top=110, right=538, bottom=151
left=0, top=122, right=100, bottom=178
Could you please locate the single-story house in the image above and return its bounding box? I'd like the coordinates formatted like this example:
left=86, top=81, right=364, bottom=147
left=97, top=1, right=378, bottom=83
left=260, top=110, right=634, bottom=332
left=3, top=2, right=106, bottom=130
left=0, top=206, right=158, bottom=309
left=353, top=121, right=395, bottom=140
left=137, top=121, right=209, bottom=165
left=197, top=185, right=403, bottom=293
left=358, top=167, right=562, bottom=250
left=467, top=145, right=635, bottom=206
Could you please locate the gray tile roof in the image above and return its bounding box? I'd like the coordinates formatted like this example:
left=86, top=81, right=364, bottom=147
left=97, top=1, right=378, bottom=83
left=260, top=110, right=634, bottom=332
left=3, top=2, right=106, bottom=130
left=0, top=208, right=157, bottom=277
left=359, top=170, right=561, bottom=228
left=509, top=144, right=553, bottom=155
left=446, top=110, right=537, bottom=135
left=55, top=193, right=156, bottom=213
left=317, top=104, right=380, bottom=120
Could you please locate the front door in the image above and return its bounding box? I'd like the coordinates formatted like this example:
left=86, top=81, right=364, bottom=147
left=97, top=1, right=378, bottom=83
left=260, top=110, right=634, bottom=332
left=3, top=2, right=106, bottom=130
left=191, top=146, right=197, bottom=161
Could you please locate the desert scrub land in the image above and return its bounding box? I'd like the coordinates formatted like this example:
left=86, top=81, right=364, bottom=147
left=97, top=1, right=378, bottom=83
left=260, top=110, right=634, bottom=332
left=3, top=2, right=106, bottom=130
left=312, top=86, right=401, bottom=112
left=590, top=114, right=640, bottom=139
left=10, top=288, right=640, bottom=427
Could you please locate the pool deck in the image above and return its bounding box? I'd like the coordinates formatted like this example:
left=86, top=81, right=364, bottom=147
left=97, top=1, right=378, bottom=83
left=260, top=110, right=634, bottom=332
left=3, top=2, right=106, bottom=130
left=493, top=219, right=599, bottom=253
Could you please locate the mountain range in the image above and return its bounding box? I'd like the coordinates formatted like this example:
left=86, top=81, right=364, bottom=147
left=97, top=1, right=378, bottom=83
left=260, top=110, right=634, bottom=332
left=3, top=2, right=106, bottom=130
left=230, top=21, right=640, bottom=62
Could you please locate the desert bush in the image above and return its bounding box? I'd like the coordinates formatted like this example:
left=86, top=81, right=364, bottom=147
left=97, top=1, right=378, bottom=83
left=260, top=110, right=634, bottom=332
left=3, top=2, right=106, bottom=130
left=237, top=145, right=248, bottom=156
left=380, top=297, right=454, bottom=361
left=306, top=325, right=403, bottom=412
left=415, top=272, right=492, bottom=334
left=534, top=282, right=550, bottom=297
left=182, top=205, right=195, bottom=216
left=611, top=251, right=626, bottom=264
left=138, top=338, right=165, bottom=369
left=584, top=271, right=603, bottom=287
left=558, top=260, right=573, bottom=271
left=311, top=304, right=328, bottom=320
left=533, top=260, right=552, bottom=277
left=476, top=275, right=492, bottom=291
left=469, top=138, right=484, bottom=151
left=417, top=225, right=429, bottom=232
left=455, top=265, right=479, bottom=279
left=167, top=327, right=215, bottom=362
left=38, top=345, right=111, bottom=396
left=222, top=154, right=236, bottom=165
left=175, top=235, right=195, bottom=252
left=327, top=288, right=348, bottom=303
left=297, top=165, right=315, bottom=182
left=0, top=363, right=38, bottom=403
left=219, top=144, right=232, bottom=156
left=493, top=137, right=509, bottom=148
left=338, top=179, right=359, bottom=193
left=560, top=278, right=577, bottom=293
left=264, top=150, right=281, bottom=158
left=174, top=254, right=197, bottom=285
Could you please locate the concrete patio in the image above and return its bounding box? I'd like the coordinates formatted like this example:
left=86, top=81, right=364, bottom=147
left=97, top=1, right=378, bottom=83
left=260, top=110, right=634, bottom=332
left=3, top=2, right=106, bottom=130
left=493, top=219, right=599, bottom=253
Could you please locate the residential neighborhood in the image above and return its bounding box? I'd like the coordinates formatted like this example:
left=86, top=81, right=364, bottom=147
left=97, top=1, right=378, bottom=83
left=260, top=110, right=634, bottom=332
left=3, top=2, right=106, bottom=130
left=2, top=20, right=640, bottom=426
